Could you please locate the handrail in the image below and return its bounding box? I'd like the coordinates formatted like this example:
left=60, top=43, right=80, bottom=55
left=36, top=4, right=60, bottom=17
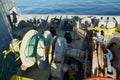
left=87, top=26, right=120, bottom=32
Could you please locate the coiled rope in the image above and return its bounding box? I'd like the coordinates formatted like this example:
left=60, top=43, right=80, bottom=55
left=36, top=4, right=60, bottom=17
left=25, top=35, right=40, bottom=63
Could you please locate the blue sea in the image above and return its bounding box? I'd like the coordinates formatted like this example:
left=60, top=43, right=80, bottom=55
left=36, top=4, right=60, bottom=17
left=16, top=0, right=120, bottom=15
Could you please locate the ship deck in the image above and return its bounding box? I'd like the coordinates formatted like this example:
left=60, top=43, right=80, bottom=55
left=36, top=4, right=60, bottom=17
left=10, top=15, right=120, bottom=80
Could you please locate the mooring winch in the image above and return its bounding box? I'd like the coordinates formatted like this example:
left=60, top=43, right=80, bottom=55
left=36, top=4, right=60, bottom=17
left=3, top=16, right=120, bottom=80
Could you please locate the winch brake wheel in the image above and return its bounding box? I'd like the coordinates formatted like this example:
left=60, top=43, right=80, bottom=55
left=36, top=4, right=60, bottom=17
left=85, top=77, right=115, bottom=80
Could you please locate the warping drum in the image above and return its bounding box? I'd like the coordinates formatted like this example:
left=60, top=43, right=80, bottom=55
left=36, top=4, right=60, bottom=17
left=20, top=30, right=39, bottom=68
left=37, top=31, right=52, bottom=69
left=51, top=37, right=67, bottom=79
left=43, top=30, right=52, bottom=47
left=37, top=36, right=46, bottom=69
left=53, top=37, right=67, bottom=61
left=48, top=36, right=57, bottom=64
left=107, top=37, right=120, bottom=80
left=107, top=37, right=120, bottom=47
left=43, top=31, right=53, bottom=58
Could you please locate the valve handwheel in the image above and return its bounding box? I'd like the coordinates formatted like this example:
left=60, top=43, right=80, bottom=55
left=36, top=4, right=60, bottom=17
left=85, top=77, right=116, bottom=80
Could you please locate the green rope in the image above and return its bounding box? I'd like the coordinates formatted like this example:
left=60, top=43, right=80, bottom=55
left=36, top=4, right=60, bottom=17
left=40, top=36, right=46, bottom=46
left=25, top=35, right=40, bottom=63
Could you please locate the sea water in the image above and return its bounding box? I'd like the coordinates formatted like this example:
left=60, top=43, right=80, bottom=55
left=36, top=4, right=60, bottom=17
left=16, top=0, right=120, bottom=15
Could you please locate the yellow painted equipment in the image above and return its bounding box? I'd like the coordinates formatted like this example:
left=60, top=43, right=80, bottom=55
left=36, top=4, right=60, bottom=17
left=3, top=40, right=22, bottom=59
left=11, top=75, right=33, bottom=80
left=87, top=26, right=120, bottom=32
